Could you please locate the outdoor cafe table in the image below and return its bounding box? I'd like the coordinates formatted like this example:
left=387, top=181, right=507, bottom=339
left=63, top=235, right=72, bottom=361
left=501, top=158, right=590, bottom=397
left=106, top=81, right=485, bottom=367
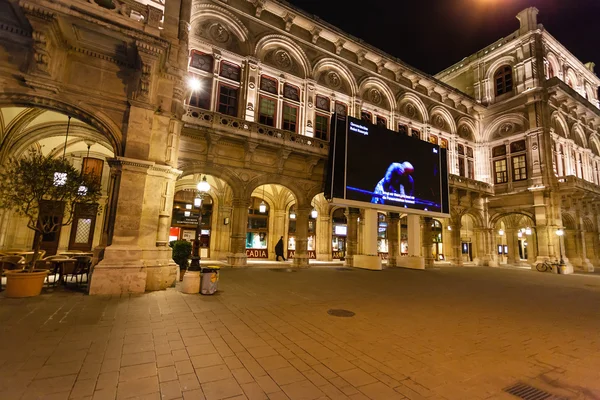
left=47, top=258, right=76, bottom=285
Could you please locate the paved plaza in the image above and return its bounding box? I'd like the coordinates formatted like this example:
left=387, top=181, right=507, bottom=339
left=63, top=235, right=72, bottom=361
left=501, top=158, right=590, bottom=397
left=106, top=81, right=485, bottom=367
left=1, top=266, right=600, bottom=400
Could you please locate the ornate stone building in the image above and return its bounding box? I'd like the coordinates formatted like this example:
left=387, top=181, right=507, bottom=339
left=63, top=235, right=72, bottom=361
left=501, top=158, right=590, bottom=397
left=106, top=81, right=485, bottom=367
left=0, top=0, right=598, bottom=294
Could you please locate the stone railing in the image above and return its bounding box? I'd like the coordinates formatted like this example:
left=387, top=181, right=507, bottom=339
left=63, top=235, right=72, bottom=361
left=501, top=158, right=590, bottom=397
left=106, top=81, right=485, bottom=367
left=73, top=0, right=163, bottom=32
left=449, top=174, right=494, bottom=195
left=183, top=107, right=329, bottom=155
left=557, top=175, right=600, bottom=196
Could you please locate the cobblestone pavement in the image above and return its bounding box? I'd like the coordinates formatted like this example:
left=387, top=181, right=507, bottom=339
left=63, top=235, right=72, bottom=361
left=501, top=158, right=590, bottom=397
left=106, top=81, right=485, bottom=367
left=1, top=266, right=600, bottom=400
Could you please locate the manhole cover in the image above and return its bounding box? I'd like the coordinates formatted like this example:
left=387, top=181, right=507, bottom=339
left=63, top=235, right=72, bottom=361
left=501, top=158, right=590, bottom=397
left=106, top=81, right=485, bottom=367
left=335, top=268, right=354, bottom=272
left=503, top=382, right=565, bottom=400
left=269, top=268, right=297, bottom=273
left=327, top=309, right=355, bottom=317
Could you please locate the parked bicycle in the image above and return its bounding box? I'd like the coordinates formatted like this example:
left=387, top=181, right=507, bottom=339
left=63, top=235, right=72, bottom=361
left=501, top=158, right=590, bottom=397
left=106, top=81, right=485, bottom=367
left=536, top=260, right=561, bottom=273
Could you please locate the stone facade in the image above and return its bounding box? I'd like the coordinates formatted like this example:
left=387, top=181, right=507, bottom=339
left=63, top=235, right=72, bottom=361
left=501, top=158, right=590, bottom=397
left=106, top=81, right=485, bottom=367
left=1, top=0, right=599, bottom=294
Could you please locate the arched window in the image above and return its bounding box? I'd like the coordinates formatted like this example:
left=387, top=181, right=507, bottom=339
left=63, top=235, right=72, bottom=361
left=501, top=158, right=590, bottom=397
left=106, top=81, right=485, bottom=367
left=494, top=65, right=513, bottom=96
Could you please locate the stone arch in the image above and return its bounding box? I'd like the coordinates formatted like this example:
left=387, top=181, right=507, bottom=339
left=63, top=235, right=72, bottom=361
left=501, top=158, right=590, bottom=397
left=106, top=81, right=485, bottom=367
left=571, top=123, right=587, bottom=148
left=0, top=93, right=123, bottom=156
left=486, top=56, right=516, bottom=93
left=565, top=67, right=579, bottom=89
left=358, top=77, right=396, bottom=111
left=589, top=135, right=600, bottom=156
left=396, top=92, right=428, bottom=123
left=190, top=3, right=250, bottom=54
left=245, top=174, right=311, bottom=208
left=483, top=113, right=529, bottom=142
left=255, top=34, right=311, bottom=79
left=561, top=213, right=576, bottom=230
left=582, top=217, right=595, bottom=232
left=177, top=163, right=244, bottom=200
left=551, top=112, right=569, bottom=138
left=312, top=58, right=358, bottom=96
left=457, top=117, right=477, bottom=142
left=545, top=51, right=560, bottom=78
left=490, top=211, right=535, bottom=229
left=429, top=105, right=457, bottom=135
left=584, top=82, right=596, bottom=102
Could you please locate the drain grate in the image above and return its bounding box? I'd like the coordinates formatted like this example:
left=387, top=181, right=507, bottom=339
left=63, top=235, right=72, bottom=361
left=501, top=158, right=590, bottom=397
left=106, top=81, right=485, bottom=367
left=269, top=268, right=297, bottom=273
left=503, top=382, right=561, bottom=400
left=327, top=309, right=355, bottom=317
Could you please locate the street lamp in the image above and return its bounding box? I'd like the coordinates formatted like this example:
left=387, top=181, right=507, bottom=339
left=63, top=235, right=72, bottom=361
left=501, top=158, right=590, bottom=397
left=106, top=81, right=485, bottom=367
left=498, top=229, right=504, bottom=236
left=555, top=228, right=565, bottom=265
left=311, top=208, right=318, bottom=219
left=189, top=176, right=210, bottom=271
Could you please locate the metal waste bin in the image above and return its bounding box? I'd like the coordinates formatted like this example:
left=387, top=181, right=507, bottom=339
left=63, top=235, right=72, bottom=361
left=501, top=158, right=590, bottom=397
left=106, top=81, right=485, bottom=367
left=200, top=266, right=219, bottom=295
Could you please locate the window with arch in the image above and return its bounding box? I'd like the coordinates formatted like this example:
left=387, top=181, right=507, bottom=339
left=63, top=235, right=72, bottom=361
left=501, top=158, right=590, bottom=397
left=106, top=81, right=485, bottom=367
left=258, top=75, right=278, bottom=127
left=492, top=144, right=508, bottom=184
left=510, top=140, right=527, bottom=181
left=314, top=95, right=330, bottom=141
left=494, top=65, right=513, bottom=96
left=457, top=144, right=475, bottom=179
left=361, top=110, right=373, bottom=123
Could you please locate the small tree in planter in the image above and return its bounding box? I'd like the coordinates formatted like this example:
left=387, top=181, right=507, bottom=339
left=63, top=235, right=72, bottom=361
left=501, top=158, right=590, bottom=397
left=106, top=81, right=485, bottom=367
left=0, top=149, right=102, bottom=272
left=169, top=240, right=192, bottom=281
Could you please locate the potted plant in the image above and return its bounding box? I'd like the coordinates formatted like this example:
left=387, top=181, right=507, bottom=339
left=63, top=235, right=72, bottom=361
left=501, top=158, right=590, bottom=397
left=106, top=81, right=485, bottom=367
left=0, top=149, right=102, bottom=297
left=169, top=240, right=192, bottom=283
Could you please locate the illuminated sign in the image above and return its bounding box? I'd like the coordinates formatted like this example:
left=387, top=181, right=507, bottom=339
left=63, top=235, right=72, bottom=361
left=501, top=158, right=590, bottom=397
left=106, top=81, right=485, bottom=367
left=334, top=225, right=347, bottom=236
left=246, top=249, right=268, bottom=258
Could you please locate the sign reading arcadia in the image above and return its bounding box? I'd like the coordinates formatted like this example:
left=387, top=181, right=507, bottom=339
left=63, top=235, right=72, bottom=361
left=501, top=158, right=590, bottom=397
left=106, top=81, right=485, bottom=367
left=325, top=115, right=450, bottom=217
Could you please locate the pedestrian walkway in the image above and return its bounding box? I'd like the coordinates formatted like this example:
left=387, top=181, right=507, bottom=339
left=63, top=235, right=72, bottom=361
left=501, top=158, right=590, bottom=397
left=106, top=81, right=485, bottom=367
left=1, top=267, right=599, bottom=400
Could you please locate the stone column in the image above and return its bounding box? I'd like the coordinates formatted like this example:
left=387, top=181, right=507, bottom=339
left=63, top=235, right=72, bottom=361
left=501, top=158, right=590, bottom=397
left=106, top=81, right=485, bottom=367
left=422, top=217, right=435, bottom=268
left=227, top=197, right=249, bottom=267
left=272, top=209, right=286, bottom=260
left=292, top=207, right=311, bottom=268
left=353, top=209, right=381, bottom=270
left=505, top=228, right=519, bottom=265
left=89, top=158, right=154, bottom=295
left=451, top=226, right=463, bottom=266
left=316, top=214, right=332, bottom=261
left=213, top=204, right=232, bottom=261
left=397, top=214, right=424, bottom=269
left=526, top=229, right=537, bottom=266
left=344, top=208, right=360, bottom=267
left=387, top=213, right=400, bottom=267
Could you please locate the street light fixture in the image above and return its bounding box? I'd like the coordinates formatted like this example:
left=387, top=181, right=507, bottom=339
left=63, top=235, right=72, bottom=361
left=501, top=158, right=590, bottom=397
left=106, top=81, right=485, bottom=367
left=555, top=228, right=565, bottom=265
left=311, top=208, right=318, bottom=219
left=498, top=229, right=504, bottom=236
left=188, top=77, right=202, bottom=92
left=189, top=176, right=210, bottom=271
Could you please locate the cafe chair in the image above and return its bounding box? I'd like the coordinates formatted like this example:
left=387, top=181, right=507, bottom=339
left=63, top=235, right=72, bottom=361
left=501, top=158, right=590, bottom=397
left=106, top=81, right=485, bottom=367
left=60, top=259, right=79, bottom=285
left=74, top=256, right=92, bottom=286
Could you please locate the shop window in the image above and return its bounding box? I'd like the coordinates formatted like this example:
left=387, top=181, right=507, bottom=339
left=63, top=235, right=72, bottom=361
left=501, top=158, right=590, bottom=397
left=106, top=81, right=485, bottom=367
left=494, top=65, right=513, bottom=96
left=361, top=110, right=372, bottom=123
left=219, top=62, right=241, bottom=82
left=260, top=75, right=278, bottom=94
left=258, top=97, right=276, bottom=127
left=314, top=114, right=329, bottom=141
left=190, top=51, right=213, bottom=72
left=316, top=95, right=330, bottom=112
left=494, top=159, right=508, bottom=184
left=331, top=208, right=347, bottom=259
left=217, top=84, right=238, bottom=117
left=247, top=197, right=269, bottom=252
left=283, top=83, right=300, bottom=101
left=282, top=104, right=298, bottom=133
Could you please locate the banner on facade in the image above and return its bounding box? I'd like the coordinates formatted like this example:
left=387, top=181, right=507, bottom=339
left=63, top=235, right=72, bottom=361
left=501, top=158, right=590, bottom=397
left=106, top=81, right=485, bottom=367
left=246, top=249, right=268, bottom=258
left=287, top=250, right=316, bottom=259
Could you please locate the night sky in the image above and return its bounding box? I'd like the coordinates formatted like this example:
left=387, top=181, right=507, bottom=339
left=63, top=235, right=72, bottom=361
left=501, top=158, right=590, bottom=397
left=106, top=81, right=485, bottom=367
left=286, top=0, right=600, bottom=76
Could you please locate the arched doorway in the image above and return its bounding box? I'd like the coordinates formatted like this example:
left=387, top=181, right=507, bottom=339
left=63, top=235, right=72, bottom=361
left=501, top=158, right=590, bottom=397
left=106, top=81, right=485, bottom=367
left=170, top=190, right=214, bottom=258
left=331, top=208, right=347, bottom=259
left=0, top=106, right=115, bottom=255
left=246, top=196, right=269, bottom=259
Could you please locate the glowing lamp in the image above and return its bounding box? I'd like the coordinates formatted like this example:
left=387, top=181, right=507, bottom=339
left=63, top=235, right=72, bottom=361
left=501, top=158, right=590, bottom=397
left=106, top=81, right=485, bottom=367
left=556, top=229, right=564, bottom=237
left=311, top=209, right=318, bottom=219
left=259, top=201, right=267, bottom=213
left=498, top=229, right=504, bottom=236
left=197, top=176, right=210, bottom=193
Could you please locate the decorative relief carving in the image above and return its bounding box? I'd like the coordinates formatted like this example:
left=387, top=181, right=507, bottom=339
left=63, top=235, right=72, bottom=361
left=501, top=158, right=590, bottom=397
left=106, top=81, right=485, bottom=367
left=325, top=71, right=342, bottom=90
left=500, top=123, right=514, bottom=135
left=532, top=142, right=538, bottom=151
left=208, top=23, right=230, bottom=43
left=335, top=39, right=345, bottom=55
left=272, top=49, right=292, bottom=71
left=356, top=49, right=367, bottom=65
left=369, top=88, right=382, bottom=105
left=434, top=115, right=444, bottom=129
left=283, top=13, right=296, bottom=32
left=310, top=27, right=322, bottom=44
left=406, top=103, right=416, bottom=118
left=31, top=31, right=50, bottom=74
left=247, top=102, right=254, bottom=111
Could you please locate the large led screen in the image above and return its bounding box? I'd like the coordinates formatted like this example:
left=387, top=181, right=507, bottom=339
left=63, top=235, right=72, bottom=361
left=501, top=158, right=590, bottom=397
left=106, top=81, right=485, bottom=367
left=325, top=116, right=449, bottom=217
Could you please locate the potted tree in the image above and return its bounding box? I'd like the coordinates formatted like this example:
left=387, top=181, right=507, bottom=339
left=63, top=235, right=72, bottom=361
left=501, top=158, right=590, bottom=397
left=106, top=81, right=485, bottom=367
left=0, top=149, right=102, bottom=297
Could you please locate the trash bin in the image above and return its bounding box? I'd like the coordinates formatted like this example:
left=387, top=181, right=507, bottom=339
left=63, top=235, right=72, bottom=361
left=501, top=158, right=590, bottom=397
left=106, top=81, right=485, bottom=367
left=200, top=266, right=220, bottom=295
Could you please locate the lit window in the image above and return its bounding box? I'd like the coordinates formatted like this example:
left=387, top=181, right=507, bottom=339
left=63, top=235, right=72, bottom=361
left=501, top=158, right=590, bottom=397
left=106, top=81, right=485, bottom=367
left=512, top=155, right=527, bottom=181
left=282, top=104, right=298, bottom=133
left=314, top=114, right=329, bottom=140
left=258, top=97, right=276, bottom=126
left=494, top=159, right=508, bottom=184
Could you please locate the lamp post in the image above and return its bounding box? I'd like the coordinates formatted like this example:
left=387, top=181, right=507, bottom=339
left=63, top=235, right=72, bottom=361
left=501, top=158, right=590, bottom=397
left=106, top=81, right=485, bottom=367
left=189, top=176, right=210, bottom=271
left=556, top=228, right=565, bottom=265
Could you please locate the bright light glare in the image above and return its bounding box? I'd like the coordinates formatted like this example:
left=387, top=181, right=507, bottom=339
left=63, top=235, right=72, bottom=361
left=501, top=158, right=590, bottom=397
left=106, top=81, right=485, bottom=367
left=188, top=77, right=201, bottom=91
left=556, top=229, right=564, bottom=237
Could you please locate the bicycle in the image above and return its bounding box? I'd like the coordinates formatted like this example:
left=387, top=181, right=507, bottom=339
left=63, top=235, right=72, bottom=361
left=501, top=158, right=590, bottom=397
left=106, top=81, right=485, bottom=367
left=536, top=260, right=561, bottom=273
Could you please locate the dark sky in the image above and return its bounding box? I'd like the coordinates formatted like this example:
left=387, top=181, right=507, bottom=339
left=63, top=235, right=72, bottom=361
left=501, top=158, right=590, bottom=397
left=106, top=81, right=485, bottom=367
left=286, top=0, right=600, bottom=76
